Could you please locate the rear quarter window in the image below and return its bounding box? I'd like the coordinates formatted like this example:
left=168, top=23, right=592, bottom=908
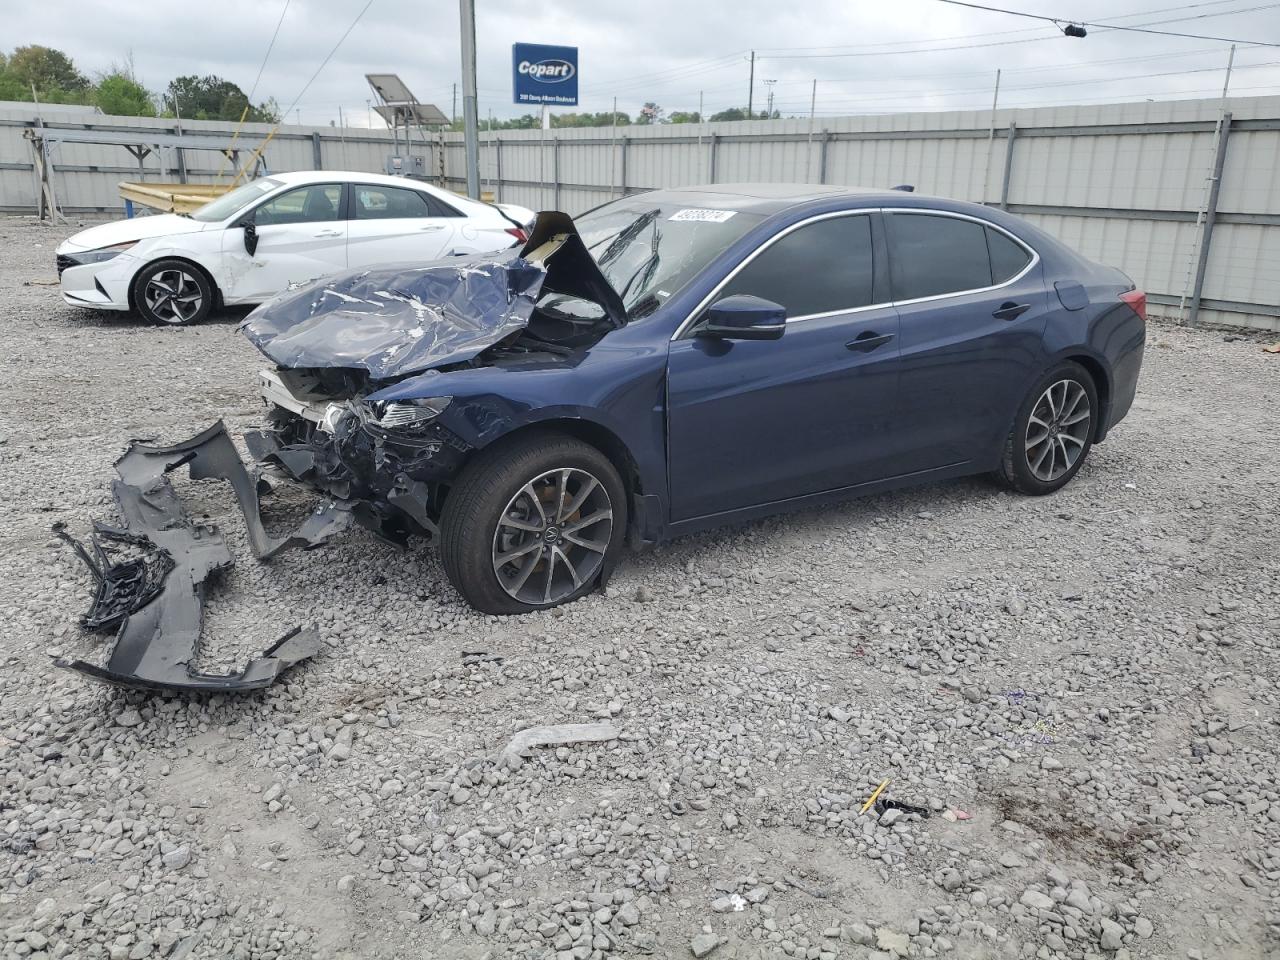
left=987, top=226, right=1033, bottom=283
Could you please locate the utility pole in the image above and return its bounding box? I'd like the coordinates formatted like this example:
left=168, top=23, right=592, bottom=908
left=459, top=0, right=480, bottom=198
left=764, top=79, right=776, bottom=118
left=611, top=96, right=619, bottom=198
left=806, top=79, right=817, bottom=181
left=980, top=69, right=1001, bottom=205
left=747, top=50, right=755, bottom=117
left=366, top=98, right=372, bottom=127
left=452, top=83, right=457, bottom=124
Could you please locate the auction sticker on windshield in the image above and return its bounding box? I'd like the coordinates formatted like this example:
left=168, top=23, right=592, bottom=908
left=668, top=208, right=736, bottom=223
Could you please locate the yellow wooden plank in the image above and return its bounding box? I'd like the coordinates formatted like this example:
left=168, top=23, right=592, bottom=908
left=118, top=181, right=232, bottom=214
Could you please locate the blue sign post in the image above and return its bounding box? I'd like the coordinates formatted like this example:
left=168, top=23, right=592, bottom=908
left=512, top=43, right=579, bottom=107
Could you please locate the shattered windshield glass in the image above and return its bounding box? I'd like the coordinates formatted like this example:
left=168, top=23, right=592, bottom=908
left=573, top=201, right=763, bottom=317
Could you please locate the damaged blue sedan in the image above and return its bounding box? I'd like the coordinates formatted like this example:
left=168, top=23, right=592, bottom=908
left=242, top=183, right=1146, bottom=614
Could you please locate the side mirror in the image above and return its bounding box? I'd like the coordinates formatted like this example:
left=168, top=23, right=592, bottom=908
left=698, top=294, right=786, bottom=341
left=241, top=220, right=258, bottom=256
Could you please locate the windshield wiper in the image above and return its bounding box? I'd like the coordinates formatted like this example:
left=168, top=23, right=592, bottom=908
left=618, top=222, right=662, bottom=308
left=594, top=209, right=662, bottom=268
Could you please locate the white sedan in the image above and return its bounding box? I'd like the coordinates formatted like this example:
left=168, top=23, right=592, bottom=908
left=55, top=170, right=536, bottom=325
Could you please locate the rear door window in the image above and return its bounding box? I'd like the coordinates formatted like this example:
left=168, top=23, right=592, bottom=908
left=720, top=215, right=876, bottom=318
left=888, top=212, right=993, bottom=301
left=352, top=184, right=435, bottom=220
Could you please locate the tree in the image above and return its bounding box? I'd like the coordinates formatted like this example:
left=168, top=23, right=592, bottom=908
left=708, top=107, right=775, bottom=122
left=667, top=111, right=702, bottom=124
left=636, top=102, right=664, bottom=125
left=6, top=45, right=89, bottom=95
left=163, top=75, right=276, bottom=122
left=95, top=74, right=154, bottom=116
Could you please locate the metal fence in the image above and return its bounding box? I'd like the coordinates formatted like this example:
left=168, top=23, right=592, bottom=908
left=3, top=95, right=1278, bottom=332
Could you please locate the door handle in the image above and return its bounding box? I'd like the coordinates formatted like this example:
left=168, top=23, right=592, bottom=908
left=993, top=301, right=1031, bottom=321
left=846, top=331, right=894, bottom=353
left=418, top=224, right=446, bottom=232
left=313, top=229, right=342, bottom=238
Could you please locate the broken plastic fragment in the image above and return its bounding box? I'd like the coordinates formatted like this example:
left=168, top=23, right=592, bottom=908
left=52, top=421, right=347, bottom=692
left=499, top=722, right=620, bottom=768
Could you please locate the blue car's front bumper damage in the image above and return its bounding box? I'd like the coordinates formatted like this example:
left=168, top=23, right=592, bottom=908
left=53, top=422, right=351, bottom=692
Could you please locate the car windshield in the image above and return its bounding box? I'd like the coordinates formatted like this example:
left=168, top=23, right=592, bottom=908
left=572, top=199, right=763, bottom=318
left=189, top=178, right=284, bottom=223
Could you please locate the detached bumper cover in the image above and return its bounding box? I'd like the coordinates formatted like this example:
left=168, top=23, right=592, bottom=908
left=53, top=422, right=351, bottom=692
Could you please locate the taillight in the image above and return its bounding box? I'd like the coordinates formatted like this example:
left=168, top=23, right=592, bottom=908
left=1119, top=289, right=1147, bottom=321
left=505, top=226, right=528, bottom=244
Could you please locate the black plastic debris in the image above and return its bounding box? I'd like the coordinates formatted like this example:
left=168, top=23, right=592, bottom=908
left=52, top=421, right=350, bottom=692
left=874, top=797, right=932, bottom=819
left=52, top=522, right=174, bottom=631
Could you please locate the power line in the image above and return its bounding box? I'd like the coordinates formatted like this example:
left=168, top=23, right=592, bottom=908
left=753, top=0, right=1256, bottom=53
left=762, top=1, right=1280, bottom=58
left=932, top=0, right=1280, bottom=46
left=277, top=0, right=376, bottom=122
left=764, top=56, right=1279, bottom=105
left=248, top=0, right=291, bottom=103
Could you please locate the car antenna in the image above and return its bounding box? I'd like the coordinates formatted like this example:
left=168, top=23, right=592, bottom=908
left=891, top=184, right=915, bottom=192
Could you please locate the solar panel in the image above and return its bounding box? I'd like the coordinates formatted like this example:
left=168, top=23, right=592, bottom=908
left=366, top=73, right=418, bottom=105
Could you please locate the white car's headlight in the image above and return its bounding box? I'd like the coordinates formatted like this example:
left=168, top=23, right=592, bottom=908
left=62, top=241, right=139, bottom=266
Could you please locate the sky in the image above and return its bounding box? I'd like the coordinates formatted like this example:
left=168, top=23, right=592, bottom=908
left=6, top=0, right=1280, bottom=126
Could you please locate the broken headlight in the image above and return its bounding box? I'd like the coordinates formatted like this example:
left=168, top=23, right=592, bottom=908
left=62, top=241, right=139, bottom=266
left=372, top=397, right=452, bottom=428
left=323, top=396, right=453, bottom=439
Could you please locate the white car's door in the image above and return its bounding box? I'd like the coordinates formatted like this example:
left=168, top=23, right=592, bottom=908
left=345, top=183, right=459, bottom=268
left=220, top=182, right=348, bottom=302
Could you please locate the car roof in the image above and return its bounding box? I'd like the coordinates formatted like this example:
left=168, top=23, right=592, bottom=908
left=626, top=182, right=957, bottom=216
left=270, top=169, right=460, bottom=193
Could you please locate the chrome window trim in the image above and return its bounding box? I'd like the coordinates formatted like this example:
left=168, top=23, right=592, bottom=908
left=670, top=205, right=1040, bottom=341
left=671, top=210, right=885, bottom=341
left=881, top=207, right=1040, bottom=307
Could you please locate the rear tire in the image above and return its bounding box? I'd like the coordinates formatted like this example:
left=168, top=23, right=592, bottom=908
left=996, top=361, right=1098, bottom=495
left=131, top=259, right=214, bottom=326
left=439, top=431, right=627, bottom=614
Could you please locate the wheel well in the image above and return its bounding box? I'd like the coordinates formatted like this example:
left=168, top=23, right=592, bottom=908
left=474, top=419, right=643, bottom=498
left=127, top=256, right=221, bottom=313
left=1065, top=354, right=1110, bottom=441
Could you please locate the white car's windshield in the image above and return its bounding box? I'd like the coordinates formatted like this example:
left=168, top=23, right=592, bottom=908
left=189, top=178, right=283, bottom=223
left=573, top=200, right=763, bottom=318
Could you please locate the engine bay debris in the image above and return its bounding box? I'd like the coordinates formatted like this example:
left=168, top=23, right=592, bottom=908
left=52, top=421, right=350, bottom=692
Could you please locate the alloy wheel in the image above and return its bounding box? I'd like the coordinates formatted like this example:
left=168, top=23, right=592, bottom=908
left=491, top=467, right=613, bottom=606
left=1025, top=378, right=1092, bottom=482
left=144, top=269, right=203, bottom=324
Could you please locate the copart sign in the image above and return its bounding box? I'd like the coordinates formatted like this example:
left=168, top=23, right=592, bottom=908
left=512, top=42, right=579, bottom=106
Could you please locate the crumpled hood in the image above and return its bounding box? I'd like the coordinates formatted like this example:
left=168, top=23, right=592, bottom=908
left=239, top=211, right=626, bottom=381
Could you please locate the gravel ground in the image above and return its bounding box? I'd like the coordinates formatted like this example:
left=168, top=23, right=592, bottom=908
left=1, top=214, right=1278, bottom=960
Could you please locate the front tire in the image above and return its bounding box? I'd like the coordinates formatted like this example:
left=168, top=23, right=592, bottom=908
left=131, top=259, right=214, bottom=326
left=996, top=361, right=1098, bottom=495
left=439, top=432, right=627, bottom=614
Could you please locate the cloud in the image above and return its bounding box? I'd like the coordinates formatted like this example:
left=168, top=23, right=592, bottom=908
left=6, top=0, right=1279, bottom=125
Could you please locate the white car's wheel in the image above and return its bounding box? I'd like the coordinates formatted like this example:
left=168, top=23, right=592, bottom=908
left=131, top=259, right=214, bottom=326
